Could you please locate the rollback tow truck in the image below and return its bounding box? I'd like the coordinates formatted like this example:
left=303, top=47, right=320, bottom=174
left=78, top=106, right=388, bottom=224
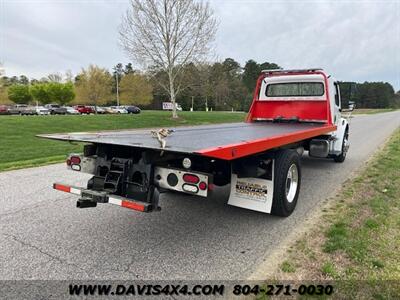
left=39, top=68, right=350, bottom=217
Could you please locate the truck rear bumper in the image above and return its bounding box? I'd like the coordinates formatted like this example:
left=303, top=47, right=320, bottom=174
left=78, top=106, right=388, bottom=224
left=53, top=183, right=152, bottom=212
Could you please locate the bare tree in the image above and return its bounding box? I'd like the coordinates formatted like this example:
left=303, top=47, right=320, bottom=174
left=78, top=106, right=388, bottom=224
left=0, top=62, right=4, bottom=76
left=47, top=72, right=63, bottom=83
left=119, top=0, right=217, bottom=118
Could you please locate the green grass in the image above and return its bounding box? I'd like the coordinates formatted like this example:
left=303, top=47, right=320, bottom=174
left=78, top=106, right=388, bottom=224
left=280, top=260, right=296, bottom=273
left=0, top=111, right=245, bottom=171
left=323, top=221, right=349, bottom=253
left=321, top=262, right=337, bottom=277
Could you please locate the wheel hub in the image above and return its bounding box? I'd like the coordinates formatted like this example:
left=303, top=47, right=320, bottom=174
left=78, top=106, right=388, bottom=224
left=285, top=164, right=299, bottom=203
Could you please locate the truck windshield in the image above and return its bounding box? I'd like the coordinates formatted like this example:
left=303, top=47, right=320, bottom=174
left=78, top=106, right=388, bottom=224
left=266, top=82, right=324, bottom=97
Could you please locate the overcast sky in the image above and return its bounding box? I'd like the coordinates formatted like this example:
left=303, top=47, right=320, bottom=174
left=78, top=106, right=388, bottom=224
left=1, top=0, right=399, bottom=90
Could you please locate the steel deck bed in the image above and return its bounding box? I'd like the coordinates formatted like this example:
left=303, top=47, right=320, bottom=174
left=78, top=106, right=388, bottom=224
left=38, top=122, right=336, bottom=160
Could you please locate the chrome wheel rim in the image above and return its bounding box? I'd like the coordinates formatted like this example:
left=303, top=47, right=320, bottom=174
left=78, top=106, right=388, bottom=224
left=343, top=132, right=349, bottom=155
left=285, top=164, right=299, bottom=203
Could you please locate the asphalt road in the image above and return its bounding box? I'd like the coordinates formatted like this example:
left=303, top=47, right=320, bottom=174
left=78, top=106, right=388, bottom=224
left=1, top=111, right=399, bottom=280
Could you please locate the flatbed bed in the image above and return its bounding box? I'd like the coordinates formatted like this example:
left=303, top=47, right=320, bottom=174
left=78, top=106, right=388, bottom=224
left=39, top=122, right=336, bottom=160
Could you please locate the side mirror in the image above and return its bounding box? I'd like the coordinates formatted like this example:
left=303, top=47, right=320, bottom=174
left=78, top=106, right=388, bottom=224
left=339, top=82, right=357, bottom=108
left=342, top=101, right=355, bottom=113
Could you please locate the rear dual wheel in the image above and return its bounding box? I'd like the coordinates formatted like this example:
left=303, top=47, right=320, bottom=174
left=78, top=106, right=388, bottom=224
left=271, top=150, right=301, bottom=217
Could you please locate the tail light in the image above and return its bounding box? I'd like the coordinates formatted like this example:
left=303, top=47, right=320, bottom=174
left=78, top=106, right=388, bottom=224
left=70, top=156, right=81, bottom=164
left=183, top=173, right=199, bottom=184
left=68, top=155, right=81, bottom=171
left=199, top=182, right=207, bottom=191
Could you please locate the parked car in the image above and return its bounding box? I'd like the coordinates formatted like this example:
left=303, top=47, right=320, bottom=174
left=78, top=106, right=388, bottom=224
left=104, top=107, right=116, bottom=114
left=35, top=106, right=51, bottom=115
left=125, top=106, right=141, bottom=114
left=90, top=106, right=106, bottom=114
left=0, top=105, right=9, bottom=115
left=45, top=104, right=67, bottom=115
left=65, top=106, right=80, bottom=115
left=8, top=104, right=37, bottom=115
left=106, top=106, right=128, bottom=114
left=74, top=105, right=95, bottom=114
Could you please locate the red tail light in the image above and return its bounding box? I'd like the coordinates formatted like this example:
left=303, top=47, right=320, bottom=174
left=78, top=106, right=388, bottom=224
left=183, top=173, right=199, bottom=184
left=199, top=182, right=207, bottom=191
left=70, top=156, right=81, bottom=164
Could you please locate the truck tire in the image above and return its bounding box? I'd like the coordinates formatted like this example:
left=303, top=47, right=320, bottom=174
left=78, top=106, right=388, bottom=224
left=334, top=128, right=349, bottom=163
left=271, top=150, right=301, bottom=217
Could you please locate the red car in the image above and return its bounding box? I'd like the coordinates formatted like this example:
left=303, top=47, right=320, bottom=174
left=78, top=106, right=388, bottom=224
left=74, top=105, right=95, bottom=114
left=0, top=105, right=9, bottom=115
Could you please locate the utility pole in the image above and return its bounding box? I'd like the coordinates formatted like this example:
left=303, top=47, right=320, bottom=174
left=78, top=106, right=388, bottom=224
left=205, top=96, right=208, bottom=112
left=116, top=72, right=120, bottom=107
left=191, top=96, right=194, bottom=112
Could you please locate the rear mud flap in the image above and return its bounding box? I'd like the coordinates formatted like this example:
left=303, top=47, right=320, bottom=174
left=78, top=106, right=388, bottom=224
left=228, top=162, right=274, bottom=214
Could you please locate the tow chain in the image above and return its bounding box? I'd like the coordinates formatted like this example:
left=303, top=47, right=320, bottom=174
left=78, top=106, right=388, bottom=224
left=151, top=128, right=174, bottom=149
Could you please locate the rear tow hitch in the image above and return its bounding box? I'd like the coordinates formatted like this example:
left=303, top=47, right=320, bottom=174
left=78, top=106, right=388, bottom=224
left=76, top=199, right=97, bottom=208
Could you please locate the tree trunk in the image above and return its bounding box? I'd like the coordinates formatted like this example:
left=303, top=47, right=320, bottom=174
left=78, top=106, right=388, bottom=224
left=169, top=72, right=178, bottom=118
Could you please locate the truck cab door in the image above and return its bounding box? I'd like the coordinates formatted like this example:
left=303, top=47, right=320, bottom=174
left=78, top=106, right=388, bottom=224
left=333, top=81, right=341, bottom=125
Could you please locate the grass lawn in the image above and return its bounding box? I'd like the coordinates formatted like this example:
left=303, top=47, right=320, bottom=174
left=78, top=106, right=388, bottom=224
left=271, top=129, right=400, bottom=299
left=0, top=111, right=245, bottom=171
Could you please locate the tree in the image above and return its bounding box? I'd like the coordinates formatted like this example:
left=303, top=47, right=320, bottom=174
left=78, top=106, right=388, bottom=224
left=120, top=73, right=153, bottom=106
left=47, top=72, right=63, bottom=83
left=19, top=75, right=29, bottom=85
left=47, top=82, right=75, bottom=105
left=339, top=81, right=396, bottom=109
left=0, top=86, right=9, bottom=104
left=222, top=58, right=241, bottom=78
left=8, top=84, right=32, bottom=104
left=31, top=83, right=51, bottom=104
left=124, top=63, right=135, bottom=74
left=74, top=65, right=112, bottom=108
left=243, top=60, right=281, bottom=93
left=0, top=65, right=11, bottom=104
left=259, top=61, right=280, bottom=71
left=242, top=60, right=260, bottom=92
left=113, top=63, right=124, bottom=77
left=31, top=82, right=75, bottom=105
left=0, top=77, right=10, bottom=105
left=112, top=63, right=124, bottom=104
left=119, top=0, right=217, bottom=118
left=65, top=70, right=74, bottom=82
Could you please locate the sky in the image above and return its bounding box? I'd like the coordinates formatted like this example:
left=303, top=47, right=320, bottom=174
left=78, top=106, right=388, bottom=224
left=1, top=0, right=399, bottom=90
